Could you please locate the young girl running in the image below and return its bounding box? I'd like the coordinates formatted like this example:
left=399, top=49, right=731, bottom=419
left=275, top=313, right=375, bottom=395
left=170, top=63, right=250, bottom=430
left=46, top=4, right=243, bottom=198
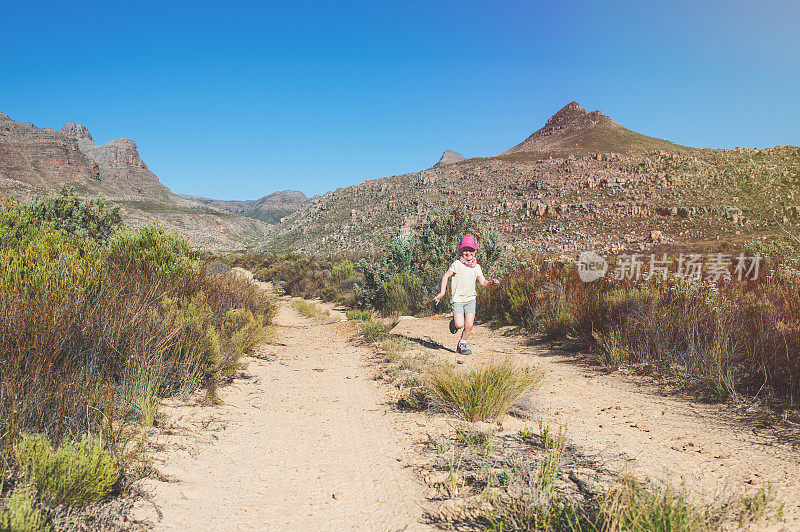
left=433, top=234, right=499, bottom=355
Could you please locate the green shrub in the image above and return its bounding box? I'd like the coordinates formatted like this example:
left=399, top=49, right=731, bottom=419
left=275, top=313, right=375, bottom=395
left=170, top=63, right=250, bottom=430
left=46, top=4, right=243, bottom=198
left=383, top=271, right=428, bottom=315
left=14, top=433, right=119, bottom=507
left=0, top=194, right=276, bottom=512
left=538, top=307, right=576, bottom=340
left=225, top=308, right=269, bottom=359
left=426, top=360, right=545, bottom=422
left=358, top=319, right=392, bottom=343
left=319, top=284, right=339, bottom=302
left=346, top=309, right=373, bottom=321
left=358, top=207, right=503, bottom=313
left=329, top=261, right=356, bottom=283
left=291, top=299, right=328, bottom=319
left=742, top=237, right=796, bottom=266
left=0, top=488, right=50, bottom=532
left=107, top=223, right=198, bottom=280
left=248, top=253, right=333, bottom=298
left=17, top=186, right=122, bottom=246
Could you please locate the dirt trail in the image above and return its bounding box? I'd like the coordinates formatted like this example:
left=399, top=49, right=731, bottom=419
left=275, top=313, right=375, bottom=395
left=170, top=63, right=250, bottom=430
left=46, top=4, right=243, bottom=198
left=142, top=299, right=433, bottom=531
left=140, top=269, right=800, bottom=530
left=392, top=315, right=800, bottom=529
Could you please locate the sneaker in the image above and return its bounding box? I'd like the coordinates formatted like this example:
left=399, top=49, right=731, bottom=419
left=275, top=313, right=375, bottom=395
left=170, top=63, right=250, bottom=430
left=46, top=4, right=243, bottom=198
left=449, top=318, right=458, bottom=334
left=457, top=342, right=472, bottom=355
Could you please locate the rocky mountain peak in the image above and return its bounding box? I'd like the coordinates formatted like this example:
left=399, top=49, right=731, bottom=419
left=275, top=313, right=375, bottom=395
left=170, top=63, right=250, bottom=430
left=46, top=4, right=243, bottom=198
left=61, top=122, right=94, bottom=142
left=433, top=149, right=465, bottom=167
left=500, top=101, right=682, bottom=156
left=537, top=101, right=604, bottom=136
left=103, top=138, right=148, bottom=170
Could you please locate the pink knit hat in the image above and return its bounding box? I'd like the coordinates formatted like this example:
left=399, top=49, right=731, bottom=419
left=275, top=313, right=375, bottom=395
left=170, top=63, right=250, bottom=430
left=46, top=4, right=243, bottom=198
left=459, top=234, right=477, bottom=251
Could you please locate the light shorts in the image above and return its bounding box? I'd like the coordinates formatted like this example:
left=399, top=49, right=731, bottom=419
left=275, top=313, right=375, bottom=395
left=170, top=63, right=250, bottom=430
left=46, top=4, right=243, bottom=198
left=452, top=299, right=476, bottom=315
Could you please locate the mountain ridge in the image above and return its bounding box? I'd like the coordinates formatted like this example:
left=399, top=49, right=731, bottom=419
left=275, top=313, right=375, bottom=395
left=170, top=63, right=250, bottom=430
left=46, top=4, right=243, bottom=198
left=179, top=190, right=309, bottom=224
left=0, top=111, right=273, bottom=251
left=265, top=101, right=799, bottom=255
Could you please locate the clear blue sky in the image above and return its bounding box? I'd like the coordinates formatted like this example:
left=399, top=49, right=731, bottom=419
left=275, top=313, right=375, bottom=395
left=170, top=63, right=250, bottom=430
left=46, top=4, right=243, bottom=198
left=2, top=0, right=798, bottom=199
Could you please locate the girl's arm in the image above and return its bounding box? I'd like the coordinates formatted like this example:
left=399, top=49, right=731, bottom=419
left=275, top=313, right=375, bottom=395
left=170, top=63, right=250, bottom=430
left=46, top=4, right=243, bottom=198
left=477, top=273, right=500, bottom=287
left=433, top=270, right=454, bottom=303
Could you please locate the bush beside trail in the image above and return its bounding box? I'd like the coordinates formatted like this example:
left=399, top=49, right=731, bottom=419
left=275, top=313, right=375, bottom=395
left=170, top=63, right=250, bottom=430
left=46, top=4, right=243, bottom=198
left=0, top=189, right=275, bottom=529
left=358, top=207, right=502, bottom=315
left=479, top=246, right=800, bottom=406
left=226, top=252, right=363, bottom=306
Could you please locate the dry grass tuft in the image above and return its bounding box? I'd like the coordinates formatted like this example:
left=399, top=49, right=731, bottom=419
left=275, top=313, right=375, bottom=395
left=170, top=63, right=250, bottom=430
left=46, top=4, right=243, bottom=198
left=426, top=359, right=545, bottom=422
left=291, top=299, right=329, bottom=320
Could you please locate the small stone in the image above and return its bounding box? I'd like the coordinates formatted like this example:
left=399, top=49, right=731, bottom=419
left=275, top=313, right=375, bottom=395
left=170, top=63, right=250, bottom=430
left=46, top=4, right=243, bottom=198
left=332, top=492, right=343, bottom=500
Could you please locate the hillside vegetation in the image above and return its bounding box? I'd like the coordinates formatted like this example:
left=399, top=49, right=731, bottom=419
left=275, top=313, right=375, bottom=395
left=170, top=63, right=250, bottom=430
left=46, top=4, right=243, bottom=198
left=266, top=103, right=800, bottom=256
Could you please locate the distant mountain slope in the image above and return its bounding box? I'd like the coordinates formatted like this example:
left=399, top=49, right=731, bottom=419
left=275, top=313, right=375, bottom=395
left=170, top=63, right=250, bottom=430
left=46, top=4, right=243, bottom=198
left=0, top=111, right=271, bottom=251
left=500, top=102, right=688, bottom=158
left=267, top=102, right=800, bottom=255
left=179, top=190, right=309, bottom=224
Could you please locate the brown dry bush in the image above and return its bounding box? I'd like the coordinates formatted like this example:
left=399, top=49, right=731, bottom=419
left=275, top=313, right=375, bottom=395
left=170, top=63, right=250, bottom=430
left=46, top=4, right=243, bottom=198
left=0, top=203, right=275, bottom=462
left=479, top=253, right=800, bottom=404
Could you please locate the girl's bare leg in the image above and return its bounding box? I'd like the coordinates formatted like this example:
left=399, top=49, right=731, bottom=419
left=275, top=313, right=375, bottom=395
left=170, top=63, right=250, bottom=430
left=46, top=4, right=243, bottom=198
left=453, top=312, right=465, bottom=329
left=461, top=313, right=475, bottom=341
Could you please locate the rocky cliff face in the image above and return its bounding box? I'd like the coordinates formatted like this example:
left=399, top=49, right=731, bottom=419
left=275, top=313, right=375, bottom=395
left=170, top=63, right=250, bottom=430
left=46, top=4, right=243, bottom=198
left=433, top=149, right=465, bottom=167
left=100, top=138, right=149, bottom=170
left=0, top=113, right=100, bottom=195
left=61, top=122, right=93, bottom=142
left=60, top=124, right=150, bottom=175
left=58, top=121, right=179, bottom=204
left=1, top=111, right=273, bottom=251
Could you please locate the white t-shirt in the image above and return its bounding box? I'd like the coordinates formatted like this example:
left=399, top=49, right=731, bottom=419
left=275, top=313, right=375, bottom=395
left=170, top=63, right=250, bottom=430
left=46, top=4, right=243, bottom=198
left=448, top=260, right=484, bottom=303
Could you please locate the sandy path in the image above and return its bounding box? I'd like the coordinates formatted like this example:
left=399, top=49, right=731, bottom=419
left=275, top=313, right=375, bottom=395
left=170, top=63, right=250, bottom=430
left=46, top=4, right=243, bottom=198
left=142, top=300, right=432, bottom=531
left=392, top=315, right=800, bottom=528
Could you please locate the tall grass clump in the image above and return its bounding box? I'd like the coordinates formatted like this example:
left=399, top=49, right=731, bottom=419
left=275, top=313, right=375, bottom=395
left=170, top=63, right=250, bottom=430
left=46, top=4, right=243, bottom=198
left=599, top=475, right=713, bottom=532
left=485, top=419, right=587, bottom=530
left=291, top=299, right=329, bottom=319
left=0, top=488, right=50, bottom=532
left=426, top=359, right=544, bottom=422
left=346, top=308, right=373, bottom=321
left=0, top=191, right=275, bottom=523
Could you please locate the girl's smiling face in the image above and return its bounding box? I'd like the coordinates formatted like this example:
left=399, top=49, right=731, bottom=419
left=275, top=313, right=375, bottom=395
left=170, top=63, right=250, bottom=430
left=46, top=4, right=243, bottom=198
left=461, top=249, right=475, bottom=261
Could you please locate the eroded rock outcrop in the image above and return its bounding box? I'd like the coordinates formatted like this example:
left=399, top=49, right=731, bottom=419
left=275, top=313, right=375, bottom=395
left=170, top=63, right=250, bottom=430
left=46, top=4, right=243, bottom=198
left=433, top=149, right=465, bottom=167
